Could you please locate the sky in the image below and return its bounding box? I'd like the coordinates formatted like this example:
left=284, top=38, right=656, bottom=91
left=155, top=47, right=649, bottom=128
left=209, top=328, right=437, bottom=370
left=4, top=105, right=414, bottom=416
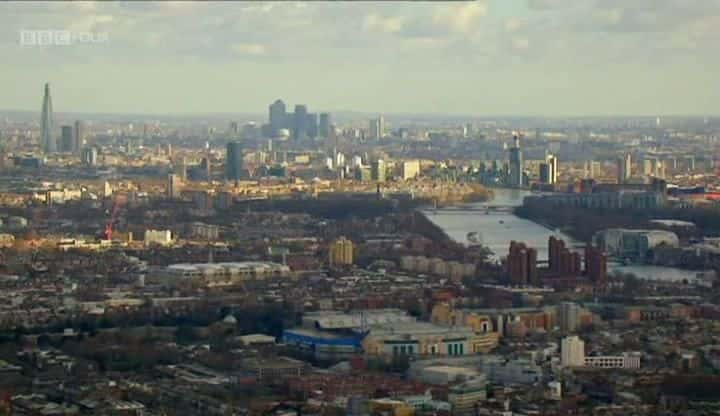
left=0, top=0, right=719, bottom=117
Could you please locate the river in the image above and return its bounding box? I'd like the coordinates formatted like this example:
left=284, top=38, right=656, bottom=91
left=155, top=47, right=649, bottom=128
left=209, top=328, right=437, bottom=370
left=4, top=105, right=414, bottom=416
left=423, top=188, right=703, bottom=283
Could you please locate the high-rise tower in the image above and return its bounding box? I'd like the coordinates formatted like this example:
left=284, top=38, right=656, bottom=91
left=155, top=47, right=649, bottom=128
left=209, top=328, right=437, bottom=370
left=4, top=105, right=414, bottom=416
left=617, top=153, right=632, bottom=184
left=293, top=104, right=308, bottom=140
left=319, top=113, right=332, bottom=138
left=73, top=120, right=84, bottom=155
left=225, top=141, right=243, bottom=182
left=41, top=83, right=56, bottom=153
left=508, top=134, right=523, bottom=187
left=268, top=99, right=287, bottom=136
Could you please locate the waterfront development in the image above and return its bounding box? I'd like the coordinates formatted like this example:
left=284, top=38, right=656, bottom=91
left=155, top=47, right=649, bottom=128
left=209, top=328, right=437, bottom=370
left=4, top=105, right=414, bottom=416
left=426, top=188, right=704, bottom=283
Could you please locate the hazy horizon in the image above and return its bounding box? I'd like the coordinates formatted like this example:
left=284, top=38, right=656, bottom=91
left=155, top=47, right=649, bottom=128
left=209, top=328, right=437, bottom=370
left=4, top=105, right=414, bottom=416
left=2, top=0, right=719, bottom=116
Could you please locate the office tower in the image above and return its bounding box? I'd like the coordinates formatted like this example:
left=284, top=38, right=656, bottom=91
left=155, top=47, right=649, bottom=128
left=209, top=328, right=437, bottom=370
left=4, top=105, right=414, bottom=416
left=167, top=173, right=182, bottom=199
left=200, top=157, right=212, bottom=181
left=585, top=244, right=608, bottom=289
left=371, top=159, right=386, bottom=182
left=561, top=336, right=585, bottom=367
left=617, top=153, right=632, bottom=184
left=40, top=82, right=55, bottom=153
left=369, top=115, right=385, bottom=140
left=242, top=122, right=260, bottom=140
left=306, top=113, right=318, bottom=138
left=60, top=125, right=73, bottom=153
left=329, top=236, right=354, bottom=268
left=508, top=134, right=523, bottom=187
left=539, top=163, right=550, bottom=184
left=269, top=99, right=287, bottom=136
left=225, top=141, right=243, bottom=181
left=319, top=113, right=331, bottom=138
left=558, top=302, right=581, bottom=333
left=507, top=242, right=538, bottom=286
left=465, top=123, right=473, bottom=138
left=81, top=147, right=98, bottom=166
left=540, top=154, right=558, bottom=185
left=73, top=120, right=84, bottom=154
left=166, top=143, right=173, bottom=158
left=546, top=154, right=558, bottom=184
left=293, top=104, right=308, bottom=140
left=229, top=121, right=239, bottom=137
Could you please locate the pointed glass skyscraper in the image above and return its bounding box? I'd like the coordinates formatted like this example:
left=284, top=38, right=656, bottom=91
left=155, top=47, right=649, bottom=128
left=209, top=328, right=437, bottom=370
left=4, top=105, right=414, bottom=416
left=41, top=82, right=56, bottom=153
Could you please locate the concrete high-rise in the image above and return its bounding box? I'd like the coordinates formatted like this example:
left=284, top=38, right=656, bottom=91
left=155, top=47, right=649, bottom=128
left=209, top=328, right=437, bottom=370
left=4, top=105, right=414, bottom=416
left=617, top=153, right=632, bottom=184
left=41, top=83, right=56, bottom=153
left=371, top=159, right=386, bottom=182
left=329, top=236, right=354, bottom=268
left=546, top=154, right=558, bottom=184
left=82, top=147, right=98, bottom=166
left=167, top=173, right=182, bottom=199
left=319, top=113, right=332, bottom=138
left=73, top=120, right=84, bottom=154
left=225, top=141, right=244, bottom=181
left=558, top=302, right=581, bottom=333
left=561, top=335, right=585, bottom=367
left=269, top=99, right=287, bottom=136
left=508, top=134, right=524, bottom=187
left=293, top=105, right=308, bottom=140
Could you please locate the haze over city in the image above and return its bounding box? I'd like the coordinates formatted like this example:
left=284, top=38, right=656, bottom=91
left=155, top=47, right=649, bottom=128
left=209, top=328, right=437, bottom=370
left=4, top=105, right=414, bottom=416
left=3, top=1, right=720, bottom=415
left=1, top=0, right=720, bottom=116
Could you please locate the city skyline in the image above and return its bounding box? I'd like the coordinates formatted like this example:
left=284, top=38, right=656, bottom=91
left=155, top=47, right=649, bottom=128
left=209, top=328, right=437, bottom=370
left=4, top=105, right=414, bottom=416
left=2, top=1, right=720, bottom=116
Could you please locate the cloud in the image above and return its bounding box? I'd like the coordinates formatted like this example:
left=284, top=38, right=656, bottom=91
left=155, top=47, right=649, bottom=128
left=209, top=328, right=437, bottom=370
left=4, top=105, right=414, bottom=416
left=231, top=43, right=266, bottom=56
left=1, top=0, right=720, bottom=115
left=67, top=14, right=114, bottom=33
left=432, top=2, right=488, bottom=35
left=363, top=14, right=404, bottom=34
left=526, top=0, right=568, bottom=10
left=504, top=18, right=523, bottom=32
left=511, top=37, right=530, bottom=50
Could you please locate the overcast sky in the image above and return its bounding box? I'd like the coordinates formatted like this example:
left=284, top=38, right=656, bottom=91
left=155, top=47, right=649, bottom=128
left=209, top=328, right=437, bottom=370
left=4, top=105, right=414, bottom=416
left=1, top=0, right=718, bottom=116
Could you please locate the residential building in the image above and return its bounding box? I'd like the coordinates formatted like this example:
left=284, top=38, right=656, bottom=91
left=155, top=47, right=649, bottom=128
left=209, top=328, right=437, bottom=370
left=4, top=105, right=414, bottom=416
left=561, top=335, right=585, bottom=367
left=329, top=236, right=354, bottom=267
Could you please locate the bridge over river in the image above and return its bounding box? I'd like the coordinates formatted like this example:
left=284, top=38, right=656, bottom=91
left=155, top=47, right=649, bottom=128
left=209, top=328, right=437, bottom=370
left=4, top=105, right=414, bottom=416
left=429, top=205, right=515, bottom=214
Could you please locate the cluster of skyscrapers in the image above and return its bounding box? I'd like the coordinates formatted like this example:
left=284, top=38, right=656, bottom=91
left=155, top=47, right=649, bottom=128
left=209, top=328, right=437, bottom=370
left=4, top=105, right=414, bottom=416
left=268, top=99, right=332, bottom=140
left=40, top=83, right=85, bottom=155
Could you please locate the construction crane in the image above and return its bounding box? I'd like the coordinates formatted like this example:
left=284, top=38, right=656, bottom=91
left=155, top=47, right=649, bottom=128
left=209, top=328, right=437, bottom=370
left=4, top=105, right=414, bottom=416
left=102, top=195, right=126, bottom=240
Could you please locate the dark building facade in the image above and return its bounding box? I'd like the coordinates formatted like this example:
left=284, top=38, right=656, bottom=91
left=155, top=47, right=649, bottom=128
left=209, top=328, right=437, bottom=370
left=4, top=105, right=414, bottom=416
left=225, top=141, right=243, bottom=181
left=507, top=241, right=538, bottom=286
